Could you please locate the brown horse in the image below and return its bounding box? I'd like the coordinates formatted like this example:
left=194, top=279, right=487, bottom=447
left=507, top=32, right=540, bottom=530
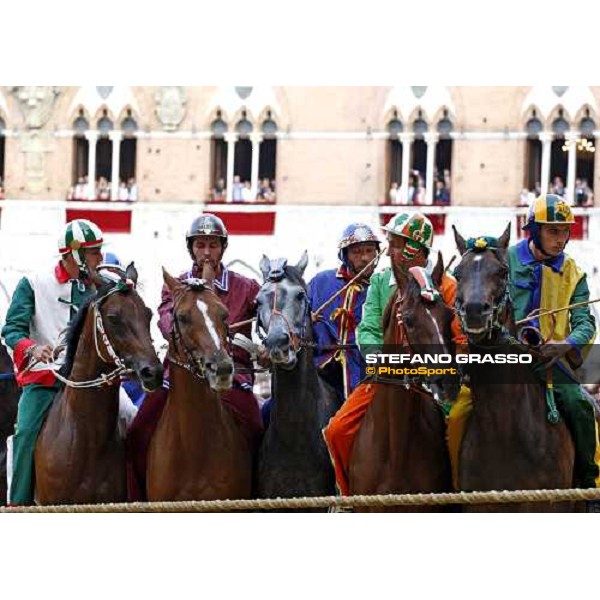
left=0, top=342, right=19, bottom=504
left=34, top=264, right=164, bottom=505
left=452, top=224, right=575, bottom=511
left=146, top=269, right=252, bottom=501
left=349, top=253, right=457, bottom=511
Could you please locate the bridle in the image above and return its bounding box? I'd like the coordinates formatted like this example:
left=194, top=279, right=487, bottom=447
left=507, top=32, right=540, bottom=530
left=256, top=274, right=311, bottom=354
left=168, top=278, right=229, bottom=381
left=54, top=269, right=137, bottom=389
left=454, top=245, right=511, bottom=339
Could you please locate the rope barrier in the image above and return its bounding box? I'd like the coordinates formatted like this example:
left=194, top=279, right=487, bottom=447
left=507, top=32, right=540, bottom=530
left=2, top=487, right=600, bottom=512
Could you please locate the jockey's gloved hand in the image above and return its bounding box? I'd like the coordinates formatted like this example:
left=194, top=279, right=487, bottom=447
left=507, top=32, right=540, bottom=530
left=538, top=339, right=573, bottom=368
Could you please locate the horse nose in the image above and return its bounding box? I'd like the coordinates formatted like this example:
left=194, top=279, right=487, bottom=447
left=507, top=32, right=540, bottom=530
left=265, top=329, right=290, bottom=351
left=465, top=301, right=491, bottom=319
left=139, top=363, right=164, bottom=390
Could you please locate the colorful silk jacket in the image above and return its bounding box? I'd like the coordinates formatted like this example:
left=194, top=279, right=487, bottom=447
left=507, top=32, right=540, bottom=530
left=1, top=262, right=94, bottom=387
left=509, top=239, right=596, bottom=378
left=307, top=266, right=369, bottom=400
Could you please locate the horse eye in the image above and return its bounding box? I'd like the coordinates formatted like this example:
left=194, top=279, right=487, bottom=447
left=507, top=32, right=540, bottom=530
left=178, top=313, right=191, bottom=325
left=296, top=292, right=305, bottom=300
left=106, top=313, right=120, bottom=322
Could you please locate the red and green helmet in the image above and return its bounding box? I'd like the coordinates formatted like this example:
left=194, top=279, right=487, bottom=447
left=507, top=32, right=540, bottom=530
left=382, top=212, right=434, bottom=258
left=58, top=219, right=104, bottom=269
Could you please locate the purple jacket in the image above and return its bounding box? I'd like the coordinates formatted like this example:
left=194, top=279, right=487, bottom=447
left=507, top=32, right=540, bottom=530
left=158, top=263, right=260, bottom=389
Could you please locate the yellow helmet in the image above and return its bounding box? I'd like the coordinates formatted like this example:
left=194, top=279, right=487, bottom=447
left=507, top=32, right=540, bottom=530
left=526, top=194, right=575, bottom=227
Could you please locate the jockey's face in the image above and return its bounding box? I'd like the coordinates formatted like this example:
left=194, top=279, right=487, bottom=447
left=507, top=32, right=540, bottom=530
left=539, top=223, right=571, bottom=257
left=192, top=236, right=224, bottom=273
left=346, top=242, right=378, bottom=277
left=83, top=248, right=104, bottom=274
left=387, top=234, right=427, bottom=273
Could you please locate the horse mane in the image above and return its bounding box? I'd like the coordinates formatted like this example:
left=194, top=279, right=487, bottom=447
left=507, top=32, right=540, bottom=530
left=58, top=281, right=120, bottom=379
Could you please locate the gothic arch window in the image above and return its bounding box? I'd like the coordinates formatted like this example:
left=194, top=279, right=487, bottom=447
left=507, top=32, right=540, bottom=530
left=210, top=113, right=229, bottom=201
left=386, top=115, right=403, bottom=204
left=549, top=112, right=569, bottom=196
left=411, top=116, right=428, bottom=190
left=71, top=110, right=90, bottom=193
left=434, top=112, right=453, bottom=204
left=576, top=115, right=596, bottom=205
left=524, top=114, right=543, bottom=194
left=120, top=113, right=137, bottom=186
left=259, top=116, right=278, bottom=200
left=234, top=115, right=253, bottom=184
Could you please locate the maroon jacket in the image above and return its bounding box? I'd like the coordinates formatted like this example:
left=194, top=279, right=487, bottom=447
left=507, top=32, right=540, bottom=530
left=158, top=263, right=260, bottom=389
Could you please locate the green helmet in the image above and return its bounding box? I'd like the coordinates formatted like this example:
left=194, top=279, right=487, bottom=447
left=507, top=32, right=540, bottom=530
left=58, top=219, right=104, bottom=271
left=382, top=212, right=434, bottom=258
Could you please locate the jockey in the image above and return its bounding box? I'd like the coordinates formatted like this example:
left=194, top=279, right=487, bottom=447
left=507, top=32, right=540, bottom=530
left=323, top=212, right=467, bottom=496
left=307, top=223, right=381, bottom=403
left=126, top=213, right=264, bottom=500
left=1, top=219, right=104, bottom=505
left=447, top=194, right=600, bottom=490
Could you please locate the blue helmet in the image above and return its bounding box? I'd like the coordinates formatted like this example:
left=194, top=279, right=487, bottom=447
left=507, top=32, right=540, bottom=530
left=337, top=223, right=380, bottom=263
left=103, top=251, right=121, bottom=266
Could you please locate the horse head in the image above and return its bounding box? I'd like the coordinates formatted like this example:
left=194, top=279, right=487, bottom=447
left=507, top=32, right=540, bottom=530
left=256, top=252, right=310, bottom=369
left=87, top=263, right=164, bottom=392
left=163, top=268, right=233, bottom=392
left=384, top=251, right=459, bottom=398
left=452, top=223, right=512, bottom=339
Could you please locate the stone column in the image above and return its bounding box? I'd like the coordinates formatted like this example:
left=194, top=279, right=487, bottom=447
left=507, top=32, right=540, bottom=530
left=566, top=131, right=578, bottom=204
left=250, top=132, right=263, bottom=200
left=539, top=132, right=552, bottom=195
left=399, top=132, right=414, bottom=204
left=85, top=131, right=98, bottom=199
left=225, top=132, right=237, bottom=203
left=424, top=132, right=439, bottom=205
left=109, top=131, right=122, bottom=200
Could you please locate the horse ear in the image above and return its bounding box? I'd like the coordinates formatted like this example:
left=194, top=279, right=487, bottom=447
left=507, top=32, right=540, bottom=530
left=453, top=225, right=467, bottom=255
left=296, top=250, right=309, bottom=275
left=162, top=267, right=183, bottom=292
left=432, top=251, right=444, bottom=287
left=260, top=255, right=270, bottom=281
left=125, top=261, right=138, bottom=285
left=498, top=222, right=511, bottom=249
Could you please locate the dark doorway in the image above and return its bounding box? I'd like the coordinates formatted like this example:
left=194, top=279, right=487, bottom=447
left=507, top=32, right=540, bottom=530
left=0, top=135, right=5, bottom=183
left=119, top=138, right=137, bottom=182
left=234, top=138, right=252, bottom=182
left=525, top=138, right=542, bottom=191
left=72, top=136, right=89, bottom=183
left=96, top=137, right=113, bottom=181
left=259, top=138, right=277, bottom=180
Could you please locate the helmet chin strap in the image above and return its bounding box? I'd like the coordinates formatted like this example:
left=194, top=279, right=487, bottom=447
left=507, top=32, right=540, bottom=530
left=529, top=222, right=570, bottom=259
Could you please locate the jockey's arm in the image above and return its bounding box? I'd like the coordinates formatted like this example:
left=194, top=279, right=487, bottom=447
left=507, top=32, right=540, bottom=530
left=356, top=273, right=384, bottom=352
left=1, top=276, right=52, bottom=369
left=566, top=274, right=596, bottom=348
left=439, top=273, right=468, bottom=350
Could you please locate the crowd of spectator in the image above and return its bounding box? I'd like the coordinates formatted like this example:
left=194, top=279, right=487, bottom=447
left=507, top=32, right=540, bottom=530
left=388, top=168, right=451, bottom=205
left=0, top=177, right=4, bottom=200
left=519, top=176, right=594, bottom=207
left=67, top=176, right=138, bottom=201
left=210, top=176, right=276, bottom=203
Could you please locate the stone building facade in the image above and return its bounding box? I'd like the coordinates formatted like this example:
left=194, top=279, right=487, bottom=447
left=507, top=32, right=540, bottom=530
left=1, top=86, right=599, bottom=207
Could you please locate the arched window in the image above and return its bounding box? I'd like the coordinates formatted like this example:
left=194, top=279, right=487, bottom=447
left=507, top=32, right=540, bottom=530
left=549, top=113, right=569, bottom=197
left=386, top=116, right=403, bottom=204
left=259, top=116, right=278, bottom=201
left=120, top=114, right=138, bottom=185
left=411, top=116, right=428, bottom=198
left=72, top=112, right=89, bottom=194
left=524, top=116, right=543, bottom=195
left=234, top=116, right=253, bottom=184
left=576, top=115, right=596, bottom=206
left=435, top=114, right=453, bottom=204
left=210, top=114, right=228, bottom=201
left=95, top=113, right=114, bottom=197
